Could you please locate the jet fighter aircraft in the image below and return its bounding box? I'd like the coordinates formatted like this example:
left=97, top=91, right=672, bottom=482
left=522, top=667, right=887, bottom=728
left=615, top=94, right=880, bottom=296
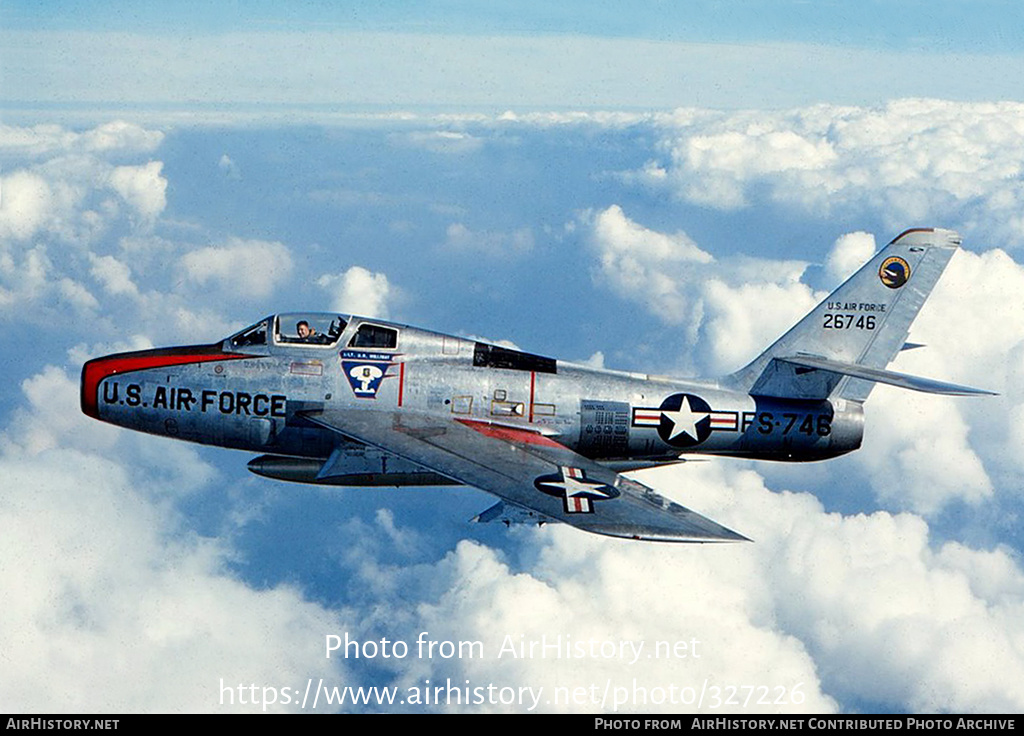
left=81, top=228, right=993, bottom=542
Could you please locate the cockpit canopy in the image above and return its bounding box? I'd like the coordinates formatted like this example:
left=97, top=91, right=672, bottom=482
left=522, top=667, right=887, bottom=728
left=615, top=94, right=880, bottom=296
left=275, top=313, right=347, bottom=345
left=228, top=313, right=348, bottom=349
left=226, top=313, right=402, bottom=352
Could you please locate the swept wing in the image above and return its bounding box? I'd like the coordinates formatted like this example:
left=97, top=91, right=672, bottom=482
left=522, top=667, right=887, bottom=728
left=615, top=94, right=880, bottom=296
left=301, top=408, right=747, bottom=543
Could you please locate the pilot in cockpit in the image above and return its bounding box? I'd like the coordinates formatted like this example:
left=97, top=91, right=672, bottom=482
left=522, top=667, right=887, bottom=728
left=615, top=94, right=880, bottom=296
left=296, top=319, right=333, bottom=344
left=296, top=320, right=316, bottom=341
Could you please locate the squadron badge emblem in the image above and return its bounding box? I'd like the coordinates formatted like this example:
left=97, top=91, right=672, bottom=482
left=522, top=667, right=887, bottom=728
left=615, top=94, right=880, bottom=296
left=879, top=256, right=911, bottom=289
left=341, top=350, right=395, bottom=399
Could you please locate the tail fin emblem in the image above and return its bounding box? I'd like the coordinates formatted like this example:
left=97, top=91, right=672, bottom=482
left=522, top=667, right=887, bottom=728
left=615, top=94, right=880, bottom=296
left=879, top=256, right=911, bottom=289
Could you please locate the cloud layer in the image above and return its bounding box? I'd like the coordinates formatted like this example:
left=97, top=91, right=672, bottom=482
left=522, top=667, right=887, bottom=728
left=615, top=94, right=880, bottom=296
left=642, top=100, right=1024, bottom=247
left=3, top=107, right=1024, bottom=714
left=584, top=204, right=816, bottom=374
left=0, top=368, right=345, bottom=712
left=7, top=32, right=1024, bottom=110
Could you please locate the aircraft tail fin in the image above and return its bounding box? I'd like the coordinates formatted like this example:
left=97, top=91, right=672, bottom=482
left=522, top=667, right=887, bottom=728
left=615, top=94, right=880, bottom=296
left=725, top=228, right=977, bottom=401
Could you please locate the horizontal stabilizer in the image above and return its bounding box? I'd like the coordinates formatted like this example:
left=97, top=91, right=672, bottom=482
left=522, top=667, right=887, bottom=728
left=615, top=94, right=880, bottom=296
left=778, top=355, right=996, bottom=396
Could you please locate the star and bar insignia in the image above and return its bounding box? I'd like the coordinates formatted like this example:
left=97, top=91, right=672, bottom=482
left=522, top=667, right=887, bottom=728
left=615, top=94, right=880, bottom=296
left=631, top=393, right=738, bottom=448
left=534, top=466, right=619, bottom=514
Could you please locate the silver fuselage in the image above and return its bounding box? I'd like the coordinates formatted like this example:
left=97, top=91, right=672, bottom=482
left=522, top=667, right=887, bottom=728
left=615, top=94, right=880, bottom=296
left=84, top=316, right=864, bottom=483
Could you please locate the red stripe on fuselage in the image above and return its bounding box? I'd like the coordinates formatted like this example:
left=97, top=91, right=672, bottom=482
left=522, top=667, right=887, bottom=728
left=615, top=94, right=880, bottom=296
left=529, top=370, right=536, bottom=422
left=398, top=361, right=405, bottom=407
left=80, top=344, right=255, bottom=419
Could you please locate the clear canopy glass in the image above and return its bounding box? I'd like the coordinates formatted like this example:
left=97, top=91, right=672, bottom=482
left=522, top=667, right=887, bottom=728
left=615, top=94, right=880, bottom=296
left=274, top=313, right=348, bottom=346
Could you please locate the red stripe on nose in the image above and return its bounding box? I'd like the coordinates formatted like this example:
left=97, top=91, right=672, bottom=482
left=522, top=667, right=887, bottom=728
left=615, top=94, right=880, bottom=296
left=80, top=345, right=252, bottom=420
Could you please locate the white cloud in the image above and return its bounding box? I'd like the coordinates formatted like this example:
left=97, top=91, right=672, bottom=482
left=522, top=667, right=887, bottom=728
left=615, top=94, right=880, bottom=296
left=57, top=277, right=100, bottom=312
left=593, top=204, right=713, bottom=268
left=0, top=120, right=163, bottom=158
left=325, top=458, right=1024, bottom=713
left=0, top=245, right=100, bottom=317
left=442, top=222, right=534, bottom=257
left=586, top=204, right=712, bottom=339
left=0, top=246, right=49, bottom=307
left=681, top=127, right=838, bottom=209
left=584, top=205, right=814, bottom=374
left=78, top=121, right=165, bottom=155
left=218, top=154, right=241, bottom=180
left=0, top=159, right=237, bottom=339
left=0, top=123, right=250, bottom=341
left=318, top=266, right=392, bottom=318
left=180, top=238, right=294, bottom=300
left=89, top=253, right=140, bottom=298
left=644, top=100, right=1024, bottom=247
left=0, top=449, right=344, bottom=712
left=580, top=351, right=605, bottom=369
left=399, top=131, right=485, bottom=154
left=856, top=388, right=993, bottom=514
left=853, top=247, right=1024, bottom=511
left=108, top=161, right=167, bottom=225
left=1, top=366, right=116, bottom=456
left=0, top=170, right=54, bottom=240
left=825, top=231, right=877, bottom=284
left=0, top=122, right=167, bottom=252
left=0, top=366, right=347, bottom=711
left=700, top=277, right=818, bottom=374
left=668, top=463, right=1024, bottom=712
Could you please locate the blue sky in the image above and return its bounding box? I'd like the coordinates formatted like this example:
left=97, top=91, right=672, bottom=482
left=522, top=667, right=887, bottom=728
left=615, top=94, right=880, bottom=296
left=3, top=2, right=1024, bottom=715
left=5, top=1, right=1024, bottom=112
left=5, top=0, right=1024, bottom=52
